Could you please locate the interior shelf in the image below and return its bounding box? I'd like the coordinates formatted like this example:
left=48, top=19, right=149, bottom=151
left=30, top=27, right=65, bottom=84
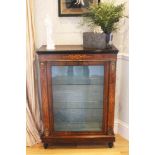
left=52, top=76, right=103, bottom=85
left=54, top=122, right=102, bottom=131
left=53, top=102, right=103, bottom=109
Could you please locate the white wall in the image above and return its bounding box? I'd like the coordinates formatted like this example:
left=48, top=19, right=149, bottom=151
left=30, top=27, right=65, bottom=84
left=119, top=59, right=129, bottom=124
left=34, top=0, right=90, bottom=49
left=34, top=0, right=129, bottom=140
left=34, top=0, right=128, bottom=53
left=115, top=55, right=129, bottom=140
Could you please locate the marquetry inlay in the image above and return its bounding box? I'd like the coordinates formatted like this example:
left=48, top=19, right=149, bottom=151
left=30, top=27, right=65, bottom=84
left=63, top=54, right=92, bottom=60
left=111, top=61, right=116, bottom=71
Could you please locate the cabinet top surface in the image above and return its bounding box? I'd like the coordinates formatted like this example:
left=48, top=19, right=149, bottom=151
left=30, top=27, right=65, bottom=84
left=36, top=45, right=118, bottom=55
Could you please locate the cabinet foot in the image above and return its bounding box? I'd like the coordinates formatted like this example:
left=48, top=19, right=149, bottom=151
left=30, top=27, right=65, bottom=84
left=108, top=142, right=113, bottom=148
left=43, top=143, right=48, bottom=149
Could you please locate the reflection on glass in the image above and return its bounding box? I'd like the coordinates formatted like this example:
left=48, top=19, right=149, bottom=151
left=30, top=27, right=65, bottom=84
left=52, top=66, right=104, bottom=131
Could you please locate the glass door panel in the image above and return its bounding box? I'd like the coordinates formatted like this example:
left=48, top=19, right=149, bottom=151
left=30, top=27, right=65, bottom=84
left=51, top=66, right=104, bottom=131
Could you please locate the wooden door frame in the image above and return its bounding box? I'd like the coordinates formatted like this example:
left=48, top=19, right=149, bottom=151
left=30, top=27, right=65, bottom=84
left=44, top=60, right=110, bottom=137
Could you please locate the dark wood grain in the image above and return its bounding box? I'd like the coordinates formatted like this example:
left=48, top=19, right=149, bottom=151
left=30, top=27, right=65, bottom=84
left=38, top=53, right=117, bottom=62
left=46, top=63, right=54, bottom=135
left=37, top=45, right=118, bottom=54
left=37, top=45, right=118, bottom=148
left=41, top=135, right=115, bottom=144
left=107, top=61, right=117, bottom=135
left=103, top=62, right=109, bottom=133
left=39, top=62, right=50, bottom=137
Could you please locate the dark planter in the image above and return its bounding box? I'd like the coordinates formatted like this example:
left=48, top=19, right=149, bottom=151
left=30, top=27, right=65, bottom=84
left=83, top=32, right=113, bottom=49
left=83, top=32, right=106, bottom=49
left=106, top=33, right=113, bottom=48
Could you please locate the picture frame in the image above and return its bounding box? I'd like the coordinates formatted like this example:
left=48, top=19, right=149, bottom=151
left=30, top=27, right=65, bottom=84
left=58, top=0, right=100, bottom=17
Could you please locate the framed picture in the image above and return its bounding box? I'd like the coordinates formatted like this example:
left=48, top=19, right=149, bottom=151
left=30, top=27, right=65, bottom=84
left=58, top=0, right=100, bottom=17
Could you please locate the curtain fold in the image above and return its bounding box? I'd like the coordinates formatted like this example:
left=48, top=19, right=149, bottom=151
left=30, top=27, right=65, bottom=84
left=26, top=0, right=42, bottom=146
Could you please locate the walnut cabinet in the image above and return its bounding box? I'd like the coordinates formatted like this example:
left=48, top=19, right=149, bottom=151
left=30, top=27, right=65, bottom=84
left=36, top=45, right=118, bottom=149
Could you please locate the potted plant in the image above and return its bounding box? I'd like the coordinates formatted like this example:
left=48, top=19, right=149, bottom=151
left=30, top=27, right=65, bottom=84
left=82, top=1, right=126, bottom=48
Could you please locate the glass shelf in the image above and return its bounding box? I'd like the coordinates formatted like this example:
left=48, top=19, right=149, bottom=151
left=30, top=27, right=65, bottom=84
left=54, top=122, right=102, bottom=131
left=52, top=76, right=103, bottom=85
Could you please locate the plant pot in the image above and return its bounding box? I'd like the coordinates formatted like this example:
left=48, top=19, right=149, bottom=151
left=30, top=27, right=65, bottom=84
left=83, top=32, right=107, bottom=49
left=106, top=33, right=113, bottom=48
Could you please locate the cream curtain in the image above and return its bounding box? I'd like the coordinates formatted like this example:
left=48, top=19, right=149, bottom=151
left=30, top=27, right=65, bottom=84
left=26, top=0, right=42, bottom=146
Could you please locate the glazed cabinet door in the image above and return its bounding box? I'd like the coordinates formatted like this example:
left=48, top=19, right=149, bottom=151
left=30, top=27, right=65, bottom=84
left=43, top=61, right=110, bottom=137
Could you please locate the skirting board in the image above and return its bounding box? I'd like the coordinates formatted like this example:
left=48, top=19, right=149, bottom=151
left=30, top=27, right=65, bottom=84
left=114, top=54, right=129, bottom=140
left=114, top=120, right=119, bottom=134
left=114, top=119, right=129, bottom=140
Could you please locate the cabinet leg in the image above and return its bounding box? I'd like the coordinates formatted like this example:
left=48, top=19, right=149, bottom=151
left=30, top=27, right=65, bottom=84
left=108, top=142, right=113, bottom=148
left=43, top=143, right=48, bottom=149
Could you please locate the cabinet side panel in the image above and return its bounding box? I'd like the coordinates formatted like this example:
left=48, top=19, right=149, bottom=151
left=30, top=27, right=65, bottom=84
left=103, top=62, right=109, bottom=133
left=108, top=61, right=116, bottom=135
left=47, top=63, right=54, bottom=134
left=40, top=62, right=50, bottom=137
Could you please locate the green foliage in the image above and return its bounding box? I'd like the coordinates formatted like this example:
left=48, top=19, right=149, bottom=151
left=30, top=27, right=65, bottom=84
left=83, top=1, right=126, bottom=34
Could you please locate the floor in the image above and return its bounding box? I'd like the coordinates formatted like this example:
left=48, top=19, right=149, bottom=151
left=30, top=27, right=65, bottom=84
left=26, top=135, right=129, bottom=155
